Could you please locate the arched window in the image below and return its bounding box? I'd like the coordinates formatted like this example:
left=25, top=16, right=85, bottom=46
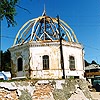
left=17, top=58, right=23, bottom=71
left=69, top=56, right=75, bottom=70
left=43, top=55, right=49, bottom=70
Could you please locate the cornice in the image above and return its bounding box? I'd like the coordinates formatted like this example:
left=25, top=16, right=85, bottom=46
left=9, top=40, right=83, bottom=52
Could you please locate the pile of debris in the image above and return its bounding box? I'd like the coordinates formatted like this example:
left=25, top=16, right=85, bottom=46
left=0, top=79, right=99, bottom=100
left=52, top=79, right=93, bottom=100
left=0, top=87, right=18, bottom=100
left=0, top=81, right=35, bottom=100
left=32, top=81, right=54, bottom=100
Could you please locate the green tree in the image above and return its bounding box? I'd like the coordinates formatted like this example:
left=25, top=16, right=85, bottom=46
left=0, top=0, right=19, bottom=27
left=84, top=60, right=90, bottom=67
left=0, top=50, right=3, bottom=70
left=0, top=0, right=31, bottom=27
left=0, top=50, right=11, bottom=71
left=91, top=60, right=97, bottom=65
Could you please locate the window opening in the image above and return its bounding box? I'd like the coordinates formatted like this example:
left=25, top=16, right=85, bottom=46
left=17, top=58, right=23, bottom=71
left=69, top=56, right=75, bottom=70
left=43, top=55, right=49, bottom=70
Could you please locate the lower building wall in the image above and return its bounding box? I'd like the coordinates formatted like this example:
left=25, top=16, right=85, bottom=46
left=30, top=70, right=63, bottom=79
left=65, top=70, right=84, bottom=78
left=29, top=69, right=84, bottom=79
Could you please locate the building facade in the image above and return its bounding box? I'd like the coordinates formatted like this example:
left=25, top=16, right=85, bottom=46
left=9, top=11, right=84, bottom=79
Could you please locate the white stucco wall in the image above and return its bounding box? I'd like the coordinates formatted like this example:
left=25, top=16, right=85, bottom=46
left=63, top=42, right=84, bottom=78
left=29, top=41, right=84, bottom=79
left=9, top=44, right=30, bottom=77
left=29, top=43, right=62, bottom=79
left=9, top=41, right=84, bottom=79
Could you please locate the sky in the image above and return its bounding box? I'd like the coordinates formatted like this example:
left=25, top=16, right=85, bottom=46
left=1, top=0, right=100, bottom=64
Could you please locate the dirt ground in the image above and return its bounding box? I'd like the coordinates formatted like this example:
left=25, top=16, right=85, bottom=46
left=90, top=92, right=100, bottom=100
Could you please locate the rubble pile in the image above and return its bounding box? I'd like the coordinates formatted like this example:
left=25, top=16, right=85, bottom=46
left=0, top=81, right=35, bottom=100
left=0, top=79, right=100, bottom=100
left=0, top=87, right=18, bottom=100
left=32, top=83, right=54, bottom=100
left=53, top=79, right=94, bottom=100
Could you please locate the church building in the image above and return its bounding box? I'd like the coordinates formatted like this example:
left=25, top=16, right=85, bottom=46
left=9, top=10, right=84, bottom=79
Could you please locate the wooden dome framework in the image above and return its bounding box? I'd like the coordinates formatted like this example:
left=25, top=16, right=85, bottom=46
left=13, top=11, right=78, bottom=46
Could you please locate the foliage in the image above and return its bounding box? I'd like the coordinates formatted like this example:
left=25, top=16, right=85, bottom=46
left=91, top=60, right=97, bottom=65
left=85, top=59, right=100, bottom=67
left=0, top=49, right=11, bottom=71
left=84, top=60, right=90, bottom=67
left=0, top=0, right=19, bottom=27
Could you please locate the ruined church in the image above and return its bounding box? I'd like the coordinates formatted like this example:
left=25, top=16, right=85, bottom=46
left=9, top=10, right=84, bottom=79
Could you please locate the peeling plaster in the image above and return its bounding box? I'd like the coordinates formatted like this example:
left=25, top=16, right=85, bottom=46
left=9, top=41, right=84, bottom=79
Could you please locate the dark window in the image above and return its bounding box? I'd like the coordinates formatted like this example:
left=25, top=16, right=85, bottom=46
left=74, top=76, right=79, bottom=79
left=43, top=55, right=49, bottom=70
left=69, top=56, right=75, bottom=70
left=17, top=58, right=23, bottom=71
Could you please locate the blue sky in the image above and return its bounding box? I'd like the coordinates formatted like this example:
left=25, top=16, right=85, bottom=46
left=1, top=0, right=100, bottom=64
